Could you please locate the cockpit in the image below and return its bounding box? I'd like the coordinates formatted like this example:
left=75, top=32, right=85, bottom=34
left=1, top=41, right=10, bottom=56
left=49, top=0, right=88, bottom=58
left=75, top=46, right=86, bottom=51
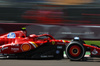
left=29, top=34, right=55, bottom=41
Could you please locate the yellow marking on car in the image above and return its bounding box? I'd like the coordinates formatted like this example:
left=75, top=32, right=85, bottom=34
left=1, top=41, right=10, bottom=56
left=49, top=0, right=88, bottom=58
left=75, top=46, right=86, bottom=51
left=63, top=40, right=66, bottom=43
left=30, top=42, right=38, bottom=48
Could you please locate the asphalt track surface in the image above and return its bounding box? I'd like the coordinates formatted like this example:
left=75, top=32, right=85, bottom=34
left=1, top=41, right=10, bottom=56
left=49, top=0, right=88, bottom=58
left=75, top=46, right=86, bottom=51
left=0, top=57, right=100, bottom=66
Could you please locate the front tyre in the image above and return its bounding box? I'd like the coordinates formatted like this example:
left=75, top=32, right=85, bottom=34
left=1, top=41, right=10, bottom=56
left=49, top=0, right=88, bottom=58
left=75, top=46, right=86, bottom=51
left=66, top=42, right=85, bottom=61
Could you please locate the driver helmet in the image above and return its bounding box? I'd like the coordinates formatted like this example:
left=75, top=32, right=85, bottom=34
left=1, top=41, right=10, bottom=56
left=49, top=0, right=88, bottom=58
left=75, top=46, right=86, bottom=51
left=21, top=27, right=27, bottom=35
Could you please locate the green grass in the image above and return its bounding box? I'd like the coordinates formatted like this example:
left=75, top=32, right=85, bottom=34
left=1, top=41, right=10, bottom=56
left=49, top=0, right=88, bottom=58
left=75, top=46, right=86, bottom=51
left=67, top=40, right=100, bottom=46
left=84, top=40, right=100, bottom=46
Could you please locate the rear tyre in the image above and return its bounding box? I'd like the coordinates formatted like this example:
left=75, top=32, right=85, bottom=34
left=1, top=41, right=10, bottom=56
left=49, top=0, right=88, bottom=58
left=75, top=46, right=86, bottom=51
left=66, top=42, right=85, bottom=61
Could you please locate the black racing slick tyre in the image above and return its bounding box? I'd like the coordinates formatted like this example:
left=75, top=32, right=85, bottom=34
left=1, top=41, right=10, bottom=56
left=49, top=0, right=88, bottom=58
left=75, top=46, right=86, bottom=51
left=66, top=41, right=85, bottom=61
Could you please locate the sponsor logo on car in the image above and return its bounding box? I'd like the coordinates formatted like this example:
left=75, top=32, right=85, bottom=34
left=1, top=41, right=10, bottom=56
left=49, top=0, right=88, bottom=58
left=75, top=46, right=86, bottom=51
left=56, top=50, right=60, bottom=54
left=52, top=41, right=55, bottom=45
left=7, top=32, right=16, bottom=38
left=11, top=48, right=19, bottom=52
left=41, top=55, right=54, bottom=58
left=21, top=44, right=31, bottom=52
left=2, top=47, right=8, bottom=51
left=57, top=42, right=65, bottom=44
left=92, top=49, right=98, bottom=55
left=57, top=46, right=62, bottom=49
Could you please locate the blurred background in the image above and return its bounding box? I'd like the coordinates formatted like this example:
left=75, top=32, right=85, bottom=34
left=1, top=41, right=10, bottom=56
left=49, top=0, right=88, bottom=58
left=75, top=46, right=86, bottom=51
left=1, top=0, right=100, bottom=40
left=0, top=0, right=100, bottom=24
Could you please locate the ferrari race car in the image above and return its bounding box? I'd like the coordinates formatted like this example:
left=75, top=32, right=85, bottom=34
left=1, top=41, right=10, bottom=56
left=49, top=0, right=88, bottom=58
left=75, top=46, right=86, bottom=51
left=0, top=28, right=100, bottom=61
left=0, top=28, right=70, bottom=59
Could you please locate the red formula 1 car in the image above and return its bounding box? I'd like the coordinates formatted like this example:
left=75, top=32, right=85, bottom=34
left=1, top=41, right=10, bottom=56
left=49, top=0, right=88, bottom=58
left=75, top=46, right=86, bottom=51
left=0, top=28, right=100, bottom=60
left=0, top=28, right=70, bottom=59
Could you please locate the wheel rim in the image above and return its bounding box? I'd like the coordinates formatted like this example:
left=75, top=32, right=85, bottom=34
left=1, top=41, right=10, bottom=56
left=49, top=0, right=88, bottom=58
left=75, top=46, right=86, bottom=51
left=69, top=45, right=81, bottom=57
